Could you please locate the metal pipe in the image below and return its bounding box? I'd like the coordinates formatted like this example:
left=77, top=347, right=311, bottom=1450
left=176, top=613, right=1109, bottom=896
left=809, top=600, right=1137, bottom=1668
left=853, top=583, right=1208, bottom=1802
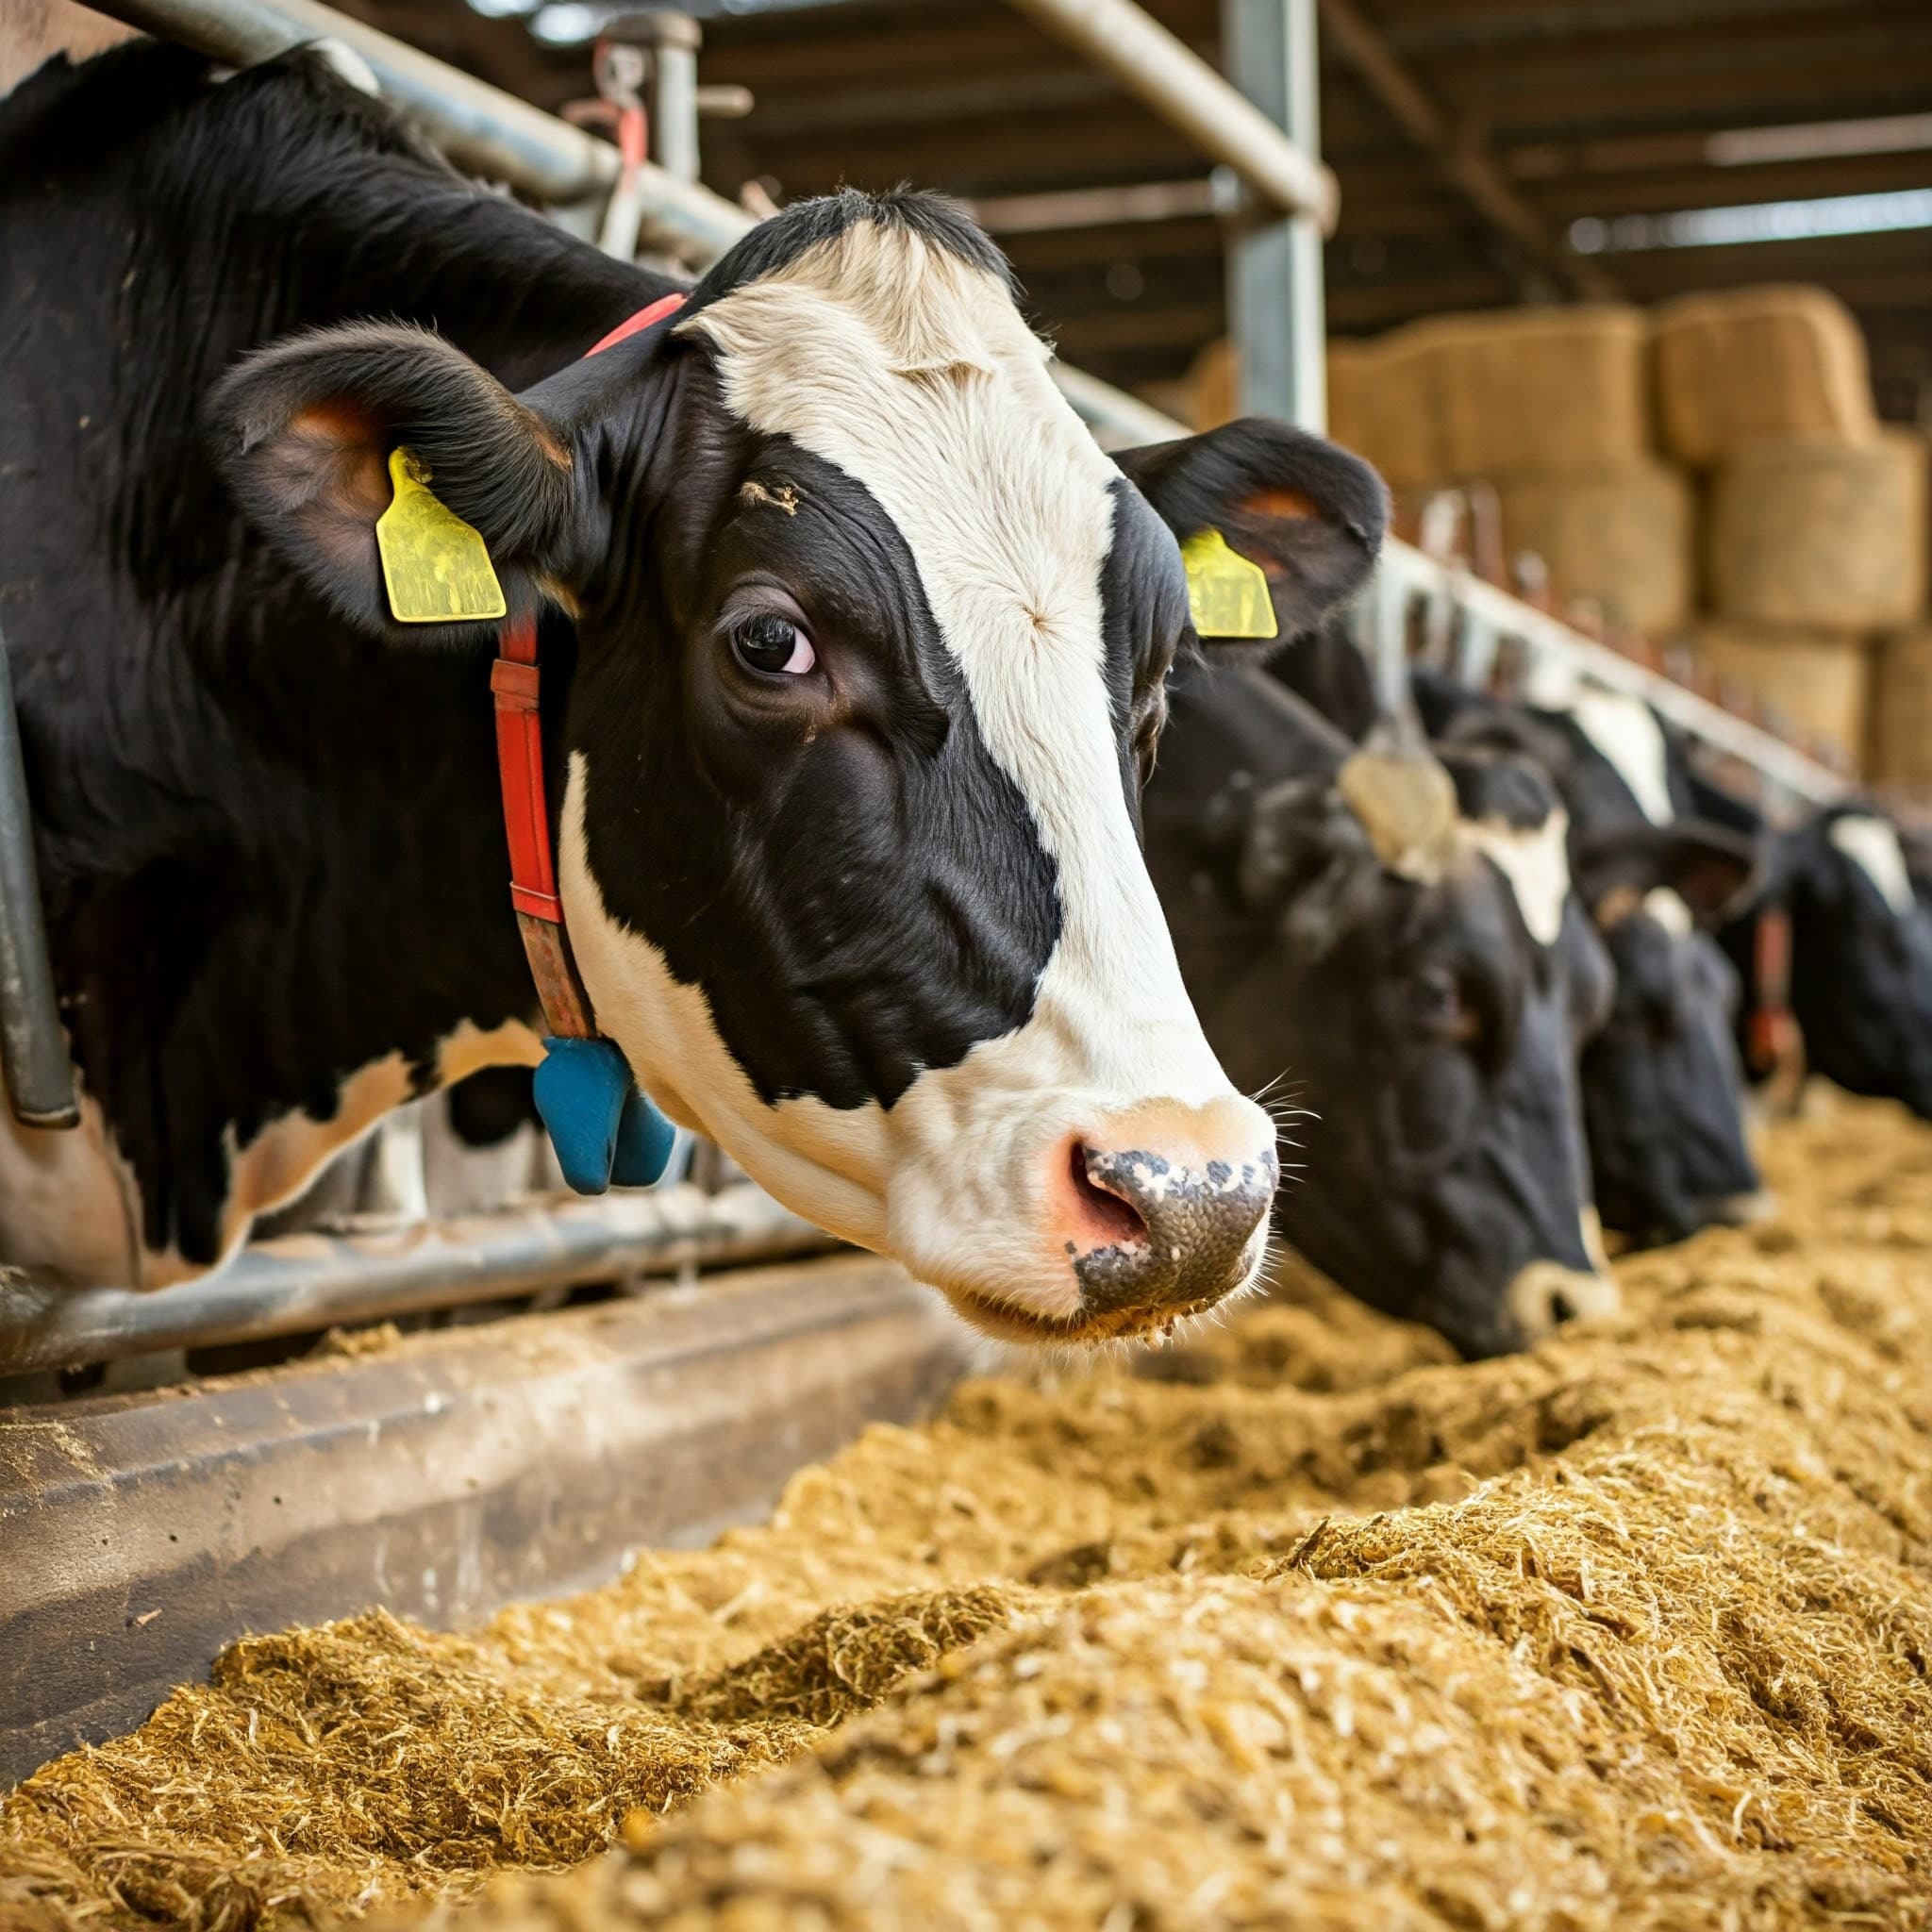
left=633, top=8, right=704, bottom=184
left=0, top=624, right=77, bottom=1130
left=1002, top=0, right=1339, bottom=231
left=1222, top=0, right=1326, bottom=429
left=82, top=0, right=758, bottom=261
left=0, top=1182, right=838, bottom=1374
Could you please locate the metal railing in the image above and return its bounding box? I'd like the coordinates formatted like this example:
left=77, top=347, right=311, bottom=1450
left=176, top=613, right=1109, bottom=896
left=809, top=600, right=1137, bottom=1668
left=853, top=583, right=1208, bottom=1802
left=0, top=1182, right=836, bottom=1374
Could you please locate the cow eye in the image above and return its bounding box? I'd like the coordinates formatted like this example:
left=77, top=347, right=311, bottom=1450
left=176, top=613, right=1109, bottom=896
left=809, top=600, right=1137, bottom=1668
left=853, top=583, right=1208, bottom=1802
left=1412, top=965, right=1477, bottom=1041
left=729, top=612, right=816, bottom=676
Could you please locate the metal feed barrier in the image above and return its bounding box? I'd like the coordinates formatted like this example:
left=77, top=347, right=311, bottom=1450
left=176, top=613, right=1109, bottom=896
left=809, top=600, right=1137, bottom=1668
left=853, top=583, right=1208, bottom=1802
left=0, top=0, right=1840, bottom=1375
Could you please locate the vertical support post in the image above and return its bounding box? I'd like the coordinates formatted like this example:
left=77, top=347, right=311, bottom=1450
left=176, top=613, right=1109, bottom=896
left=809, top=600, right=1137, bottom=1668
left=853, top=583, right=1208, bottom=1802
left=637, top=9, right=703, bottom=183
left=1221, top=0, right=1325, bottom=432
left=0, top=623, right=77, bottom=1129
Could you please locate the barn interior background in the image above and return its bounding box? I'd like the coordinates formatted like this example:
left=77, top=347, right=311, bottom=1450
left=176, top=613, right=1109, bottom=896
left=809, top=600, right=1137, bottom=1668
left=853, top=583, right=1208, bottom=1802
left=5, top=1, right=1932, bottom=1927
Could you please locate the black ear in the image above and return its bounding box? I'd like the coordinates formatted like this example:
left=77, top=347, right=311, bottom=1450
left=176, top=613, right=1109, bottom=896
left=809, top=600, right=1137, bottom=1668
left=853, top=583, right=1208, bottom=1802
left=1210, top=773, right=1379, bottom=958
left=1573, top=816, right=1763, bottom=926
left=208, top=323, right=583, bottom=641
left=1115, top=418, right=1389, bottom=644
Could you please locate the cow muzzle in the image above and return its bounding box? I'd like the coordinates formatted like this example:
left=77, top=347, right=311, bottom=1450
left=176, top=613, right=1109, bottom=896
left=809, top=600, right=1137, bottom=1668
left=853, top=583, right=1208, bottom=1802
left=1505, top=1260, right=1623, bottom=1347
left=1047, top=1096, right=1277, bottom=1338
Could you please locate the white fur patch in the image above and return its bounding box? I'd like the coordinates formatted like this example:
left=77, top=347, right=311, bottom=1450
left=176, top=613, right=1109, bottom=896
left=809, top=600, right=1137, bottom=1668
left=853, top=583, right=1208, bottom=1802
left=1829, top=813, right=1915, bottom=917
left=1563, top=689, right=1675, bottom=827
left=1642, top=885, right=1694, bottom=938
left=1465, top=808, right=1572, bottom=947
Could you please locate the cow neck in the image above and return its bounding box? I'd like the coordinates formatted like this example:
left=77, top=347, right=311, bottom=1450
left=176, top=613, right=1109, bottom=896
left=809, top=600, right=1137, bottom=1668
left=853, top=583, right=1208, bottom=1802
left=491, top=290, right=688, bottom=1042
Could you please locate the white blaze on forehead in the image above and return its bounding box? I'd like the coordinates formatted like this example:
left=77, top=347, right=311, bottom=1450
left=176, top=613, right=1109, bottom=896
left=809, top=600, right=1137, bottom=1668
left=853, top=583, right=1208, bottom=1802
left=1829, top=813, right=1915, bottom=917
left=681, top=222, right=1226, bottom=1100
left=1464, top=808, right=1572, bottom=947
left=1563, top=689, right=1675, bottom=827
left=1642, top=886, right=1694, bottom=938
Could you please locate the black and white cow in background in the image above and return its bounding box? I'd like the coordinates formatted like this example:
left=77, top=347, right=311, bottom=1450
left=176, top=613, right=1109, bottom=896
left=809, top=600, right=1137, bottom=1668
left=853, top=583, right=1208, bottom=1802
left=1407, top=669, right=1767, bottom=1246
left=0, top=43, right=1388, bottom=1341
left=1145, top=661, right=1619, bottom=1357
left=1685, top=779, right=1932, bottom=1119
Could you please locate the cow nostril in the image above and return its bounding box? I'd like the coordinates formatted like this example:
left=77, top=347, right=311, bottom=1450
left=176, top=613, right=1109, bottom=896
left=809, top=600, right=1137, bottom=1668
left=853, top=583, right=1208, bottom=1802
left=1549, top=1290, right=1577, bottom=1325
left=1069, top=1141, right=1150, bottom=1249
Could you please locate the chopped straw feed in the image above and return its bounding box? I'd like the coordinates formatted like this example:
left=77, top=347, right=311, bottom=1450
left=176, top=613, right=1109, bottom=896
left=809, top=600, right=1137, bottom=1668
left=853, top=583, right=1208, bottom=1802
left=8, top=1095, right=1932, bottom=1931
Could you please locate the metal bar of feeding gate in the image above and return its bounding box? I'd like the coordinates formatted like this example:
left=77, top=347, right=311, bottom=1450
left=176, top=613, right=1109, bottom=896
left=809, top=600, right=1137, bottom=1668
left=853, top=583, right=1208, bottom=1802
left=1001, top=0, right=1338, bottom=233
left=79, top=0, right=751, bottom=261
left=0, top=1182, right=839, bottom=1374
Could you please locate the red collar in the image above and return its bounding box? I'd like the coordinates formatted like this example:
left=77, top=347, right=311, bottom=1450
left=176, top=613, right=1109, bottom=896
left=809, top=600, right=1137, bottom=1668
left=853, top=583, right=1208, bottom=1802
left=491, top=291, right=687, bottom=1041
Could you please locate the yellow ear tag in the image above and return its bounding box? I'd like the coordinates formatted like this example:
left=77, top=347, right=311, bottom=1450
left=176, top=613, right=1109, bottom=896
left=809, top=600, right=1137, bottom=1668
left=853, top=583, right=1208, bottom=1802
left=375, top=447, right=507, bottom=625
left=1181, top=526, right=1278, bottom=641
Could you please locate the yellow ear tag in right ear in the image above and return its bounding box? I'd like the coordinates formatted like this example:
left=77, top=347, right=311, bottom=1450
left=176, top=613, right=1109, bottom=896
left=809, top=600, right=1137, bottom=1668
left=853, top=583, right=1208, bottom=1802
left=375, top=447, right=507, bottom=625
left=1181, top=526, right=1278, bottom=641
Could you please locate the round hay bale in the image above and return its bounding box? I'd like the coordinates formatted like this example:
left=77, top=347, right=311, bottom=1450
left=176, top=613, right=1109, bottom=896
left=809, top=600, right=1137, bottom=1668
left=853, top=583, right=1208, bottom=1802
left=1327, top=334, right=1441, bottom=491
left=1870, top=627, right=1932, bottom=791
left=1690, top=621, right=1871, bottom=762
left=1412, top=304, right=1650, bottom=480
left=1189, top=338, right=1441, bottom=490
left=1651, top=284, right=1879, bottom=466
left=1707, top=430, right=1928, bottom=630
left=1497, top=460, right=1693, bottom=636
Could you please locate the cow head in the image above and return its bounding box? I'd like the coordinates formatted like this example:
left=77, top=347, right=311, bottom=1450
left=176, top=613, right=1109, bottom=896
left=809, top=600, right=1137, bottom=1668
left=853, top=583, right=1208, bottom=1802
left=1424, top=679, right=1767, bottom=1245
left=208, top=191, right=1386, bottom=1342
left=1770, top=807, right=1932, bottom=1118
left=1150, top=669, right=1618, bottom=1357
left=1569, top=825, right=1766, bottom=1243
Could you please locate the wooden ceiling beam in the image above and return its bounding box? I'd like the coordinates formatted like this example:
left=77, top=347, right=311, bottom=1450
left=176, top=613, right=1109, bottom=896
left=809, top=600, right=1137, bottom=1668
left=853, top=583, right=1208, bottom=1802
left=1315, top=0, right=1618, bottom=298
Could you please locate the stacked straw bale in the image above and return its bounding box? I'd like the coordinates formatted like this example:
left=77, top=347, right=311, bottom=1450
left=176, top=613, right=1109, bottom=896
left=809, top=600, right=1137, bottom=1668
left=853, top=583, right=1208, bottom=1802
left=1705, top=429, right=1927, bottom=630
left=1495, top=460, right=1692, bottom=637
left=1651, top=284, right=1880, bottom=465
left=1689, top=620, right=1872, bottom=762
left=1418, top=303, right=1648, bottom=478
left=1871, top=626, right=1932, bottom=793
left=9, top=1099, right=1932, bottom=1932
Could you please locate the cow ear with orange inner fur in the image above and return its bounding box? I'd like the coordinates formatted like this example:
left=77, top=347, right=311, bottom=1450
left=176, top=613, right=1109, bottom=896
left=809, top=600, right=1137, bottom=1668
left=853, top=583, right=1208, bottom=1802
left=208, top=322, right=583, bottom=643
left=1115, top=416, right=1389, bottom=644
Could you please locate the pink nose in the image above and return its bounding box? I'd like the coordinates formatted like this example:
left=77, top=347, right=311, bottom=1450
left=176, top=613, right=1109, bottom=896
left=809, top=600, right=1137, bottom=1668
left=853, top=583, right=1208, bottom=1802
left=1053, top=1098, right=1276, bottom=1320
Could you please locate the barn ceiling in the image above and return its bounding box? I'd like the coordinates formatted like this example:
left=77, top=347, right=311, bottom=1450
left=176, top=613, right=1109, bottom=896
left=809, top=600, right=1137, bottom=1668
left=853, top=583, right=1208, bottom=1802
left=340, top=0, right=1932, bottom=418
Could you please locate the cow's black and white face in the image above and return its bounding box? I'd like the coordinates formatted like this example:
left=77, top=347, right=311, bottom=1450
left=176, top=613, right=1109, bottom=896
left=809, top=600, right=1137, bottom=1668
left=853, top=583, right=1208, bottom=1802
left=1578, top=892, right=1763, bottom=1244
left=1777, top=808, right=1932, bottom=1118
left=1149, top=668, right=1619, bottom=1358
left=1418, top=675, right=1768, bottom=1245
left=212, top=193, right=1386, bottom=1341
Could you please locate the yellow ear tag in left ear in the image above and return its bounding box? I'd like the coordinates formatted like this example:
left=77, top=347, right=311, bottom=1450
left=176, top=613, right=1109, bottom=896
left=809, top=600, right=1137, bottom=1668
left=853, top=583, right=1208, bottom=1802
left=375, top=447, right=507, bottom=625
left=1181, top=526, right=1277, bottom=641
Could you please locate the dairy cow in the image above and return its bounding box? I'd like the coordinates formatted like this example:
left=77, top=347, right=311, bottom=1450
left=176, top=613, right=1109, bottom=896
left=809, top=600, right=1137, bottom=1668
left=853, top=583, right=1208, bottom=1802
left=1146, top=662, right=1619, bottom=1357
left=1687, top=781, right=1932, bottom=1118
left=0, top=44, right=1387, bottom=1339
left=1410, top=672, right=1766, bottom=1245
left=1275, top=638, right=1767, bottom=1243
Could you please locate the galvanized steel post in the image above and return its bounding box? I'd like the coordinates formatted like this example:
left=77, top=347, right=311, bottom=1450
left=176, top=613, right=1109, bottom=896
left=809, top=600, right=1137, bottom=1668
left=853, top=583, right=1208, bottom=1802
left=1222, top=0, right=1327, bottom=433
left=0, top=624, right=77, bottom=1130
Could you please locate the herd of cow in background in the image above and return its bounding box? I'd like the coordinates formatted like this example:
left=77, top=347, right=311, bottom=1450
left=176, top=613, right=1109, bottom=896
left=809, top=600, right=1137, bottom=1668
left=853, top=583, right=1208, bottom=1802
left=423, top=626, right=1932, bottom=1361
